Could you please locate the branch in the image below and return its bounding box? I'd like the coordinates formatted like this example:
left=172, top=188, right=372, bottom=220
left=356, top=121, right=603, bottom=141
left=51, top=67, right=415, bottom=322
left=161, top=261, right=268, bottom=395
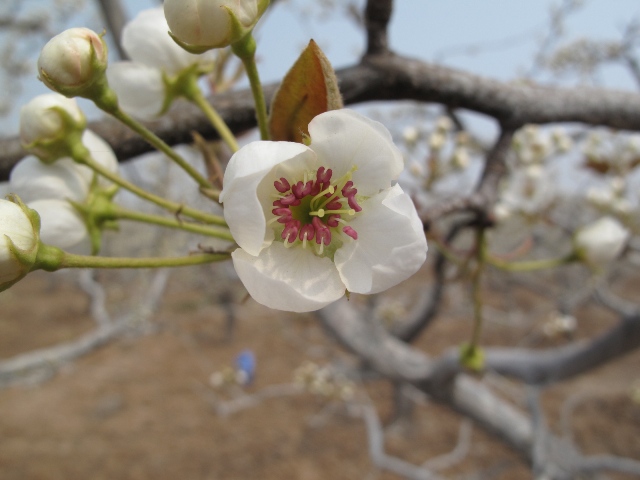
left=5, top=54, right=640, bottom=179
left=482, top=312, right=640, bottom=385
left=96, top=0, right=129, bottom=60
left=364, top=0, right=393, bottom=55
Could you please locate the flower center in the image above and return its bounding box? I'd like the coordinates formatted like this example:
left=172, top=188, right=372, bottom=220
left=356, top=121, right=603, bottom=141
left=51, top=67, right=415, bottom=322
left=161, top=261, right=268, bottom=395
left=269, top=165, right=362, bottom=256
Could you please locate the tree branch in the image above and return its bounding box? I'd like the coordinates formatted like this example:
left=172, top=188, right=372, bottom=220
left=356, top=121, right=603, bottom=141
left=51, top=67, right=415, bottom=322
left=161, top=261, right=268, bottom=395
left=5, top=54, right=640, bottom=180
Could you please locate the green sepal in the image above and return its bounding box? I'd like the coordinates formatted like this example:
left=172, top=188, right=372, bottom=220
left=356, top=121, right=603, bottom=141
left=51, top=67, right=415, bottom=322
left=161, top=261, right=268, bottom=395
left=167, top=30, right=216, bottom=54
left=22, top=107, right=87, bottom=164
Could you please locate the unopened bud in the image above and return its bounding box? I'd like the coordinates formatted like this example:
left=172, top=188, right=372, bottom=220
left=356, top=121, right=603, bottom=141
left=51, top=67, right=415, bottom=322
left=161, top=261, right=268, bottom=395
left=38, top=27, right=108, bottom=98
left=19, top=93, right=86, bottom=163
left=0, top=195, right=40, bottom=292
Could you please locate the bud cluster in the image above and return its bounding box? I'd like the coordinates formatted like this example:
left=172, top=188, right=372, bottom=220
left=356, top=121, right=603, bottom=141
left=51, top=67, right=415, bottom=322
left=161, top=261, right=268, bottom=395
left=293, top=361, right=355, bottom=401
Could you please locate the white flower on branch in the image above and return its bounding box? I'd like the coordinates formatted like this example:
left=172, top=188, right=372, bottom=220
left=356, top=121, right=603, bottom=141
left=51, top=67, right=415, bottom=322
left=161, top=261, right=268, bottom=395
left=19, top=93, right=85, bottom=161
left=498, top=164, right=555, bottom=217
left=0, top=196, right=39, bottom=292
left=107, top=7, right=216, bottom=120
left=573, top=216, right=630, bottom=268
left=220, top=109, right=428, bottom=312
left=164, top=0, right=266, bottom=51
left=9, top=130, right=118, bottom=254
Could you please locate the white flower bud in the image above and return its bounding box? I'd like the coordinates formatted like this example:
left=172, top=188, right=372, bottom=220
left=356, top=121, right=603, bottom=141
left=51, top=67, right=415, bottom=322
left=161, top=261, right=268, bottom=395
left=428, top=131, right=446, bottom=151
left=402, top=125, right=420, bottom=147
left=38, top=27, right=108, bottom=97
left=164, top=0, right=265, bottom=51
left=0, top=196, right=40, bottom=292
left=435, top=116, right=453, bottom=132
left=19, top=93, right=86, bottom=163
left=574, top=216, right=630, bottom=267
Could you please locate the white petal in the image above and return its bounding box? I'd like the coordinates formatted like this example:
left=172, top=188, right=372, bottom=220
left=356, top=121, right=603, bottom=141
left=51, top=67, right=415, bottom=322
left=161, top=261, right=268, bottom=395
left=308, top=109, right=404, bottom=196
left=122, top=7, right=212, bottom=73
left=220, top=141, right=313, bottom=256
left=83, top=130, right=119, bottom=185
left=231, top=243, right=345, bottom=312
left=107, top=62, right=166, bottom=120
left=28, top=199, right=90, bottom=254
left=9, top=130, right=117, bottom=203
left=10, top=155, right=89, bottom=203
left=334, top=184, right=427, bottom=294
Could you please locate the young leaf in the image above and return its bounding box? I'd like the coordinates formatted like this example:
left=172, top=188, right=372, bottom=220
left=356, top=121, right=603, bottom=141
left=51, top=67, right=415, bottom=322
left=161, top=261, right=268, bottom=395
left=269, top=39, right=343, bottom=143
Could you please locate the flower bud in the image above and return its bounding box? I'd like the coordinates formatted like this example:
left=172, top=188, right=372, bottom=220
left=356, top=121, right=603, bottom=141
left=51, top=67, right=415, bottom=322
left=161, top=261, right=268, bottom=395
left=573, top=216, right=630, bottom=268
left=0, top=195, right=40, bottom=292
left=20, top=93, right=86, bottom=163
left=164, top=0, right=269, bottom=52
left=38, top=27, right=108, bottom=98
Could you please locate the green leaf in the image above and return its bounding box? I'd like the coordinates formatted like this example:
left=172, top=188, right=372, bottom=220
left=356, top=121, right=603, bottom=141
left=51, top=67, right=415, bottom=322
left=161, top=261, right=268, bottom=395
left=269, top=39, right=343, bottom=143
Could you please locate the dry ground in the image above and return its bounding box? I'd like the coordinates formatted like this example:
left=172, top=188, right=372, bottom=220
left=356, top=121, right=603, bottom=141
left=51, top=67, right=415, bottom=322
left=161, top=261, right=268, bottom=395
left=0, top=265, right=639, bottom=479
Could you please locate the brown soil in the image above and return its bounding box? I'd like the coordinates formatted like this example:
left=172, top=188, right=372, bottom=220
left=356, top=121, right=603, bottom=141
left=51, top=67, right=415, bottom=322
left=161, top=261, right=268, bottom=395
left=0, top=267, right=639, bottom=479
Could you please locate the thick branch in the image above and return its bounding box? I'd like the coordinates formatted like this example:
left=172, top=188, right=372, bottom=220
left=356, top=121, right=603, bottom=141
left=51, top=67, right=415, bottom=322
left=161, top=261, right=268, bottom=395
left=5, top=54, right=640, bottom=179
left=364, top=0, right=393, bottom=55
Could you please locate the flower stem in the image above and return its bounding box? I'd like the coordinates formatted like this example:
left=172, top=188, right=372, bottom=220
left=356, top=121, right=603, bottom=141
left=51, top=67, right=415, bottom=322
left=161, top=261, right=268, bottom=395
left=35, top=243, right=230, bottom=271
left=112, top=205, right=234, bottom=242
left=92, top=89, right=214, bottom=190
left=470, top=228, right=487, bottom=349
left=232, top=34, right=269, bottom=140
left=486, top=252, right=577, bottom=272
left=72, top=147, right=227, bottom=227
left=186, top=86, right=239, bottom=153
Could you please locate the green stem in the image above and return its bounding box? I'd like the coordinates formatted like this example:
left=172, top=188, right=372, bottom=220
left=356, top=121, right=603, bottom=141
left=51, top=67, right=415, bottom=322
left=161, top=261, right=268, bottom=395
left=73, top=148, right=227, bottom=227
left=187, top=87, right=240, bottom=153
left=35, top=243, right=229, bottom=271
left=487, top=252, right=577, bottom=272
left=233, top=35, right=270, bottom=140
left=92, top=89, right=213, bottom=190
left=470, top=228, right=487, bottom=349
left=113, top=205, right=234, bottom=242
left=60, top=252, right=228, bottom=269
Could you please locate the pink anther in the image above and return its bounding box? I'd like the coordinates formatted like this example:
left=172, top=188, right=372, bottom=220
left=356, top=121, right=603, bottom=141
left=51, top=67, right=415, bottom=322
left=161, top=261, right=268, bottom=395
left=342, top=226, right=358, bottom=240
left=274, top=177, right=290, bottom=193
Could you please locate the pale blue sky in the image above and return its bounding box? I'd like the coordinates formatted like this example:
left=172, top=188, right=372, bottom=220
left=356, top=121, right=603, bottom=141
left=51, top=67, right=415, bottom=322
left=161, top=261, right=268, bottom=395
left=2, top=0, right=640, bottom=135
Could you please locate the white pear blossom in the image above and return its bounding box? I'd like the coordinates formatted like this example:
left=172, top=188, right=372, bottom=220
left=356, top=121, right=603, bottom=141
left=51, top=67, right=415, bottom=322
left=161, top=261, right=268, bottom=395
left=0, top=197, right=39, bottom=291
left=220, top=109, right=428, bottom=312
left=38, top=27, right=108, bottom=97
left=20, top=93, right=85, bottom=149
left=107, top=7, right=215, bottom=120
left=574, top=216, right=630, bottom=267
left=164, top=0, right=264, bottom=51
left=499, top=164, right=555, bottom=216
left=9, top=130, right=118, bottom=254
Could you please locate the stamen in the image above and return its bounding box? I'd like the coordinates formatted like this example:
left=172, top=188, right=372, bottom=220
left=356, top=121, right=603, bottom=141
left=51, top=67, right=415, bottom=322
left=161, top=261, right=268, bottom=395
left=299, top=224, right=315, bottom=249
left=281, top=219, right=300, bottom=243
left=280, top=193, right=301, bottom=206
left=312, top=217, right=331, bottom=248
left=274, top=177, right=290, bottom=193
left=316, top=167, right=333, bottom=189
left=341, top=181, right=362, bottom=212
left=310, top=186, right=335, bottom=208
left=343, top=226, right=358, bottom=240
left=326, top=214, right=340, bottom=227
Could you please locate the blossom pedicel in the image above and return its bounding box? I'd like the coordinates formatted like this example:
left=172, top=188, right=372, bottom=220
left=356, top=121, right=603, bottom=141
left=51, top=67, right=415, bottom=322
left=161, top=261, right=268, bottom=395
left=220, top=109, right=428, bottom=312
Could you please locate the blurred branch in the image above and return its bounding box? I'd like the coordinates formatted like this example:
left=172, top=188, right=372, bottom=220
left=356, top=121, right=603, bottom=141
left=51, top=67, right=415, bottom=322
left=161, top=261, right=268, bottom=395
left=96, top=0, right=129, bottom=60
left=0, top=269, right=170, bottom=388
left=5, top=52, right=640, bottom=180
left=364, top=0, right=392, bottom=56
